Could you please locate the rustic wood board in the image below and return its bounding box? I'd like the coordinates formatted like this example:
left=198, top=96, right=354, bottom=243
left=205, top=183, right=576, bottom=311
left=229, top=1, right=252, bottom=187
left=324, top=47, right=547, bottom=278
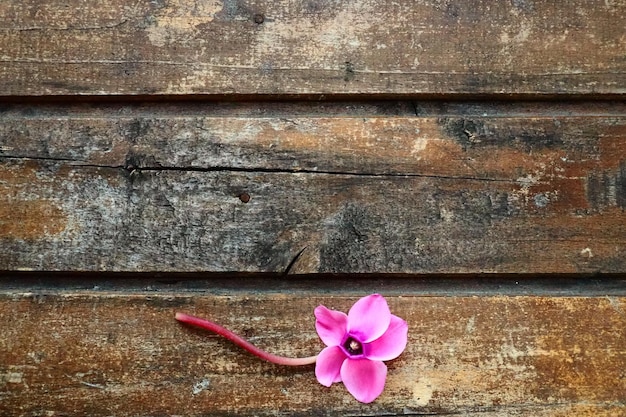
left=2, top=102, right=626, bottom=178
left=1, top=0, right=624, bottom=96
left=1, top=103, right=625, bottom=273
left=0, top=290, right=624, bottom=416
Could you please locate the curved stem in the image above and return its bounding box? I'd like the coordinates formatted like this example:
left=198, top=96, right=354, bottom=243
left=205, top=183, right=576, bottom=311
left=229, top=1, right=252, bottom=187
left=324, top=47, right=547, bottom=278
left=175, top=312, right=318, bottom=366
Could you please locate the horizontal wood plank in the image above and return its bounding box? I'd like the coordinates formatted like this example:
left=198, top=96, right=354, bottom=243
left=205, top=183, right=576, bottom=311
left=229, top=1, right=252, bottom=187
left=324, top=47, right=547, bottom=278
left=2, top=102, right=625, bottom=177
left=1, top=161, right=625, bottom=273
left=0, top=0, right=624, bottom=96
left=0, top=290, right=624, bottom=416
left=1, top=103, right=625, bottom=273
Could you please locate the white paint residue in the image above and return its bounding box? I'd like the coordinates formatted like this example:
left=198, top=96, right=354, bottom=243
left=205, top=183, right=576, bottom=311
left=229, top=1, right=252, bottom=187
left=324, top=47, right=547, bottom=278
left=411, top=137, right=429, bottom=156
left=146, top=0, right=224, bottom=47
left=580, top=247, right=594, bottom=258
left=606, top=296, right=624, bottom=315
left=516, top=174, right=540, bottom=189
left=1, top=372, right=23, bottom=384
left=255, top=1, right=376, bottom=67
left=534, top=193, right=550, bottom=208
left=499, top=343, right=528, bottom=362
left=192, top=378, right=211, bottom=395
left=410, top=378, right=434, bottom=407
left=466, top=316, right=476, bottom=334
left=28, top=352, right=43, bottom=363
left=439, top=207, right=454, bottom=222
left=384, top=370, right=432, bottom=407
left=511, top=23, right=532, bottom=44
left=498, top=20, right=535, bottom=67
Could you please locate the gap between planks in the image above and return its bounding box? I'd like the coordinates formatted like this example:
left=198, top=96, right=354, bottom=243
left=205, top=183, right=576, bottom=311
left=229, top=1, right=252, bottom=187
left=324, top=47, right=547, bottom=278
left=1, top=273, right=625, bottom=297
left=1, top=100, right=626, bottom=118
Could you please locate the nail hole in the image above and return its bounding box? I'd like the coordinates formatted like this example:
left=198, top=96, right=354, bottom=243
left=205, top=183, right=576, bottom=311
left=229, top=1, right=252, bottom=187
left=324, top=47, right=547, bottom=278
left=253, top=13, right=264, bottom=24
left=239, top=193, right=251, bottom=203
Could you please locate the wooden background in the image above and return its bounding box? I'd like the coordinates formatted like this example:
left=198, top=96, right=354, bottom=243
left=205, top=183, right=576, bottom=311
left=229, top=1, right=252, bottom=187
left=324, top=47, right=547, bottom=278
left=1, top=0, right=625, bottom=415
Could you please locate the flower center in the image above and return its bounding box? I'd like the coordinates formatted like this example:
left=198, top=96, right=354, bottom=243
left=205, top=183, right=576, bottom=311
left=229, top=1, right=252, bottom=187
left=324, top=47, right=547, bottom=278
left=343, top=337, right=363, bottom=356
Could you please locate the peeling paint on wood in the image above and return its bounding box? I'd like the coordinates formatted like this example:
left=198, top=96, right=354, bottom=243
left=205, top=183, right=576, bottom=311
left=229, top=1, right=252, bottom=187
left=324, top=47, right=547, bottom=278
left=0, top=0, right=624, bottom=96
left=0, top=292, right=624, bottom=416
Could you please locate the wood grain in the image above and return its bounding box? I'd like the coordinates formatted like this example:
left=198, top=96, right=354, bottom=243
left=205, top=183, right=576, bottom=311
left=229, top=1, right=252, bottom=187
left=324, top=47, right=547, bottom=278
left=1, top=2, right=624, bottom=416
left=0, top=290, right=624, bottom=416
left=0, top=0, right=624, bottom=97
left=2, top=102, right=626, bottom=178
left=1, top=160, right=624, bottom=273
left=1, top=103, right=625, bottom=273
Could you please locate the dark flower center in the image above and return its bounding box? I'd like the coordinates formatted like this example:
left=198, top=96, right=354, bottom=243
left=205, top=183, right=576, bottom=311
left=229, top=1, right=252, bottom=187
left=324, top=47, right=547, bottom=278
left=343, top=337, right=363, bottom=355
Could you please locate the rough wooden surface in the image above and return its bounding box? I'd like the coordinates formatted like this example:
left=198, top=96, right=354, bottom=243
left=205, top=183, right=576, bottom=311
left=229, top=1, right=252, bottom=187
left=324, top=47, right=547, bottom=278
left=2, top=102, right=626, bottom=177
left=1, top=0, right=625, bottom=97
left=0, top=289, right=624, bottom=416
left=1, top=103, right=625, bottom=273
left=2, top=1, right=624, bottom=416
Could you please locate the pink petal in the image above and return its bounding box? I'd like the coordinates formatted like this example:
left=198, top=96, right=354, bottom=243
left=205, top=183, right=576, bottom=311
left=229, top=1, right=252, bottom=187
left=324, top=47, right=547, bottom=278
left=365, top=314, right=408, bottom=361
left=347, top=294, right=391, bottom=343
left=340, top=358, right=387, bottom=403
left=315, top=346, right=346, bottom=387
left=315, top=305, right=348, bottom=347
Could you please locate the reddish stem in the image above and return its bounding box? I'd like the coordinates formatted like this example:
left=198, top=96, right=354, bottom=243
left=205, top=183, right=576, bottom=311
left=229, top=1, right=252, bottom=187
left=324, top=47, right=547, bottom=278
left=175, top=312, right=318, bottom=366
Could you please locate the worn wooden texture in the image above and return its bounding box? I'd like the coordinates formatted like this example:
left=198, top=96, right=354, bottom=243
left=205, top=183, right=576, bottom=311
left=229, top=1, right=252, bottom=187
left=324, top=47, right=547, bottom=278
left=2, top=102, right=626, bottom=177
left=1, top=103, right=625, bottom=273
left=1, top=0, right=625, bottom=97
left=0, top=290, right=624, bottom=416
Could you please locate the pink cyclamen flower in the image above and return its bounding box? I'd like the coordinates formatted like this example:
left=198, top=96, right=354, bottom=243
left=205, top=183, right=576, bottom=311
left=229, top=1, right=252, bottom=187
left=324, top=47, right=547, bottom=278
left=314, top=294, right=408, bottom=403
left=176, top=293, right=407, bottom=404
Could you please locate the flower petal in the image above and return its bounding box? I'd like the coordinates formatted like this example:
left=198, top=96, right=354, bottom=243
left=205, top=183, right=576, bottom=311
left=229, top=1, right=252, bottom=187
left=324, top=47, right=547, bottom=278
left=347, top=294, right=391, bottom=343
left=340, top=358, right=387, bottom=403
left=315, top=305, right=348, bottom=347
left=315, top=346, right=346, bottom=387
left=365, top=314, right=408, bottom=361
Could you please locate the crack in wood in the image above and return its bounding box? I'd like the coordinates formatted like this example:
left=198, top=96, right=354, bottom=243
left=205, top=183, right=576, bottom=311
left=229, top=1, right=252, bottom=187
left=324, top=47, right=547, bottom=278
left=283, top=246, right=308, bottom=276
left=11, top=19, right=130, bottom=32
left=0, top=155, right=515, bottom=183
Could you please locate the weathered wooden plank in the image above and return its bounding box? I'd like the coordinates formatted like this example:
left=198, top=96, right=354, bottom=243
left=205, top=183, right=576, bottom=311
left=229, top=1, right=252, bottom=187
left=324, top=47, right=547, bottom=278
left=0, top=0, right=624, bottom=96
left=1, top=104, right=625, bottom=273
left=1, top=158, right=624, bottom=273
left=2, top=103, right=626, bottom=178
left=0, top=291, right=624, bottom=416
